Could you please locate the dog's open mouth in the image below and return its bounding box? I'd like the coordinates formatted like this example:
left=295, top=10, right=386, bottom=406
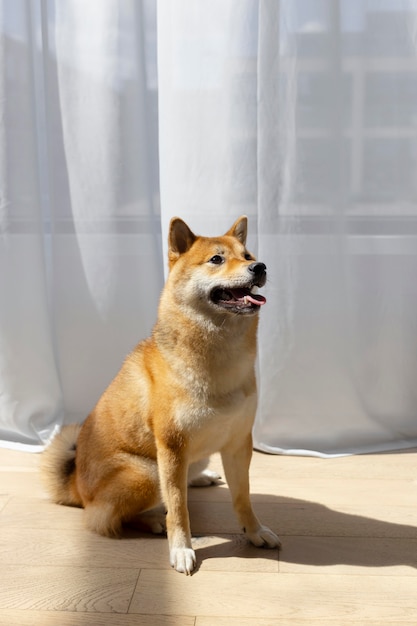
left=210, top=287, right=266, bottom=313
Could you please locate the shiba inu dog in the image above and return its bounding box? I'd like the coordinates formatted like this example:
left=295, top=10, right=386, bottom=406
left=41, top=216, right=281, bottom=574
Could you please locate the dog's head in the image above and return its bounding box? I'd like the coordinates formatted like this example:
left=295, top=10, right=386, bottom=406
left=166, top=216, right=266, bottom=317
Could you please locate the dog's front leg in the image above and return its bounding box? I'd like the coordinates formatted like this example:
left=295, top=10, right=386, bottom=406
left=157, top=445, right=196, bottom=575
left=221, top=433, right=281, bottom=549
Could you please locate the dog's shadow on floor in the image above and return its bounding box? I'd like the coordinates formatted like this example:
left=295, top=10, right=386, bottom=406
left=187, top=490, right=417, bottom=571
left=124, top=490, right=417, bottom=571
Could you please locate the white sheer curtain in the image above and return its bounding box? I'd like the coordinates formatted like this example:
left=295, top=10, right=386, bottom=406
left=0, top=0, right=162, bottom=449
left=1, top=0, right=417, bottom=455
left=158, top=0, right=417, bottom=456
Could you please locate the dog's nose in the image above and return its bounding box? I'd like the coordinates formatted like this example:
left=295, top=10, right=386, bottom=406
left=248, top=262, right=266, bottom=278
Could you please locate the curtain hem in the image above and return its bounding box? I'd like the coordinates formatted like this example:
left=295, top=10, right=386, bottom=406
left=0, top=440, right=45, bottom=453
left=253, top=441, right=417, bottom=458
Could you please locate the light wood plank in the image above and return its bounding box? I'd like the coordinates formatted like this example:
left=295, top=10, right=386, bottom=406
left=0, top=610, right=194, bottom=626
left=0, top=527, right=169, bottom=569
left=196, top=616, right=415, bottom=626
left=0, top=496, right=85, bottom=530
left=0, top=470, right=44, bottom=497
left=0, top=448, right=41, bottom=468
left=187, top=482, right=231, bottom=502
left=249, top=450, right=417, bottom=480
left=244, top=477, right=417, bottom=507
left=130, top=569, right=417, bottom=620
left=0, top=495, right=9, bottom=513
left=188, top=476, right=417, bottom=507
left=0, top=566, right=139, bottom=613
left=279, top=536, right=417, bottom=574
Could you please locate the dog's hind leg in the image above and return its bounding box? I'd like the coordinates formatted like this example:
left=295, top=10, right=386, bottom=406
left=82, top=456, right=162, bottom=537
left=84, top=500, right=122, bottom=537
left=127, top=505, right=167, bottom=534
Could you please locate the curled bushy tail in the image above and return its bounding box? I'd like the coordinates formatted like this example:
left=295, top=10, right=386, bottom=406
left=40, top=423, right=82, bottom=506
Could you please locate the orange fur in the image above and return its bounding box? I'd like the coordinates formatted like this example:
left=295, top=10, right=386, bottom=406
left=41, top=216, right=280, bottom=574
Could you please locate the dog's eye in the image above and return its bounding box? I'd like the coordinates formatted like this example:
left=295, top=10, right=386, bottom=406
left=244, top=252, right=252, bottom=261
left=209, top=255, right=224, bottom=265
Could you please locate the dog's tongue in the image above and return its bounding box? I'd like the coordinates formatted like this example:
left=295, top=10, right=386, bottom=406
left=230, top=289, right=266, bottom=306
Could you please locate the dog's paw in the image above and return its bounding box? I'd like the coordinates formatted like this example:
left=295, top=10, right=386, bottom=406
left=170, top=547, right=196, bottom=575
left=127, top=509, right=167, bottom=535
left=147, top=515, right=167, bottom=535
left=188, top=469, right=222, bottom=487
left=245, top=525, right=281, bottom=549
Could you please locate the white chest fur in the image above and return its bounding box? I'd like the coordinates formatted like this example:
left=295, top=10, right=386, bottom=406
left=174, top=389, right=257, bottom=461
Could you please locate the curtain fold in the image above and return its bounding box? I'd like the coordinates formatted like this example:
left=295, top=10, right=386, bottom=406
left=0, top=0, right=64, bottom=448
left=1, top=0, right=417, bottom=454
left=253, top=0, right=417, bottom=455
left=0, top=0, right=162, bottom=449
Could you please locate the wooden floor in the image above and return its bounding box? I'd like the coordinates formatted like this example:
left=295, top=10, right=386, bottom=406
left=0, top=447, right=416, bottom=625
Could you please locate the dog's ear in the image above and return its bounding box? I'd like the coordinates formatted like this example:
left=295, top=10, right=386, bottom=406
left=168, top=217, right=197, bottom=266
left=225, top=215, right=248, bottom=245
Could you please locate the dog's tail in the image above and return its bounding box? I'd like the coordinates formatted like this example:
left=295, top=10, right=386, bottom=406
left=40, top=423, right=83, bottom=507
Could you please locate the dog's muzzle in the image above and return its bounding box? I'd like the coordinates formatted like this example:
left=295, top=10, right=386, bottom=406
left=210, top=262, right=267, bottom=314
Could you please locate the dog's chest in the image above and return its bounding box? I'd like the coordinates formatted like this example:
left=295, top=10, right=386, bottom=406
left=174, top=388, right=257, bottom=458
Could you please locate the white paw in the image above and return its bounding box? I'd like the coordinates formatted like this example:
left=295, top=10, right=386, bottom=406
left=133, top=509, right=167, bottom=535
left=246, top=525, right=281, bottom=549
left=188, top=469, right=222, bottom=487
left=170, top=547, right=196, bottom=575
